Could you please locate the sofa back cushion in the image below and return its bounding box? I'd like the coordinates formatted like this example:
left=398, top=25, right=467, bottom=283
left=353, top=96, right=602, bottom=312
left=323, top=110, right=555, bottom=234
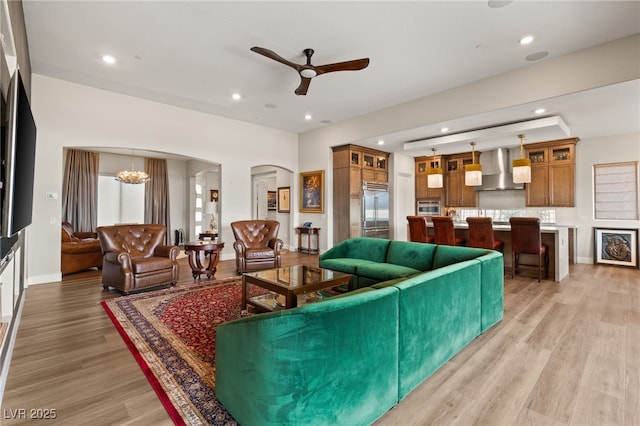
left=320, top=237, right=390, bottom=263
left=97, top=224, right=166, bottom=258
left=432, top=245, right=489, bottom=269
left=386, top=240, right=437, bottom=271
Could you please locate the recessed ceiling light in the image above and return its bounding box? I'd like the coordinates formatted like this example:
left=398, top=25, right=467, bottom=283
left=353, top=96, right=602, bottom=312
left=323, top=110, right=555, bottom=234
left=102, top=54, right=116, bottom=64
left=441, top=127, right=449, bottom=133
left=519, top=35, right=534, bottom=45
left=377, top=140, right=385, bottom=145
left=321, top=120, right=332, bottom=124
left=232, top=93, right=241, bottom=101
left=304, top=114, right=312, bottom=120
left=264, top=103, right=277, bottom=109
left=534, top=108, right=546, bottom=114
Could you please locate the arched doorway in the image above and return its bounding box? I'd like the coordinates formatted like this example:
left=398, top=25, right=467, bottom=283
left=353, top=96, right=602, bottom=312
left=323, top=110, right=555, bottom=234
left=251, top=165, right=293, bottom=250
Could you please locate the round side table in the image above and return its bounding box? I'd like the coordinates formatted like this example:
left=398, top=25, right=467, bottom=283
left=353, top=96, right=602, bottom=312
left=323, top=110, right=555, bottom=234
left=184, top=240, right=225, bottom=280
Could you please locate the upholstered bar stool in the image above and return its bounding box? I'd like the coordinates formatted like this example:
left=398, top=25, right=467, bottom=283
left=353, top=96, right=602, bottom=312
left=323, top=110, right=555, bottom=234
left=431, top=216, right=465, bottom=246
left=406, top=215, right=435, bottom=244
left=466, top=217, right=504, bottom=252
left=509, top=217, right=549, bottom=282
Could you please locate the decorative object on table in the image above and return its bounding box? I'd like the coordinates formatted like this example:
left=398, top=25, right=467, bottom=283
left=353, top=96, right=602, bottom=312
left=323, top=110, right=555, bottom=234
left=300, top=170, right=324, bottom=213
left=115, top=149, right=150, bottom=184
left=204, top=201, right=218, bottom=233
left=427, top=147, right=443, bottom=189
left=210, top=189, right=219, bottom=202
left=277, top=186, right=290, bottom=213
left=464, top=141, right=482, bottom=186
left=267, top=190, right=276, bottom=211
left=250, top=46, right=369, bottom=96
left=513, top=134, right=532, bottom=184
left=593, top=227, right=638, bottom=268
left=101, top=278, right=243, bottom=425
left=303, top=221, right=312, bottom=228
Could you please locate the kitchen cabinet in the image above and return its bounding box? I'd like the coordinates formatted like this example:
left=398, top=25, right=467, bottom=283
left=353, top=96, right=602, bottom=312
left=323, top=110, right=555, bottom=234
left=445, top=153, right=477, bottom=208
left=333, top=144, right=390, bottom=243
left=525, top=138, right=579, bottom=207
left=415, top=155, right=443, bottom=200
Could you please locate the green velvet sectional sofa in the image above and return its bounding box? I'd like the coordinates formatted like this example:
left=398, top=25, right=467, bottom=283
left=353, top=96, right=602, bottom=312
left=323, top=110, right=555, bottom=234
left=216, top=237, right=504, bottom=426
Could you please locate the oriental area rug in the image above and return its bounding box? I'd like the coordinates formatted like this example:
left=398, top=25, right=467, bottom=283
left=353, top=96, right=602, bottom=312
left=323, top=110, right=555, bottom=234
left=101, top=278, right=246, bottom=426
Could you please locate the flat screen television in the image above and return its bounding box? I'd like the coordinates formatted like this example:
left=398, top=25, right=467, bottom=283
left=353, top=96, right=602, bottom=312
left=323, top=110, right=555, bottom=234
left=1, top=69, right=37, bottom=238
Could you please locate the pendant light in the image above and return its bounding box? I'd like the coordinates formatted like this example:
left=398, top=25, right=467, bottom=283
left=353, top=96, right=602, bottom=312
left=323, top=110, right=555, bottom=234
left=465, top=142, right=482, bottom=186
left=427, top=147, right=443, bottom=188
left=115, top=150, right=150, bottom=184
left=512, top=134, right=531, bottom=184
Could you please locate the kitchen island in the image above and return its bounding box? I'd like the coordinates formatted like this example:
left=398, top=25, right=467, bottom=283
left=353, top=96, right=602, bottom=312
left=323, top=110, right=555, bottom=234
left=429, top=221, right=575, bottom=282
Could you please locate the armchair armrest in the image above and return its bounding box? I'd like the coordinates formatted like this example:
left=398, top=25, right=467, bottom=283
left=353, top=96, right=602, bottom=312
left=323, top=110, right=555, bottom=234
left=154, top=245, right=179, bottom=260
left=268, top=238, right=284, bottom=253
left=103, top=251, right=133, bottom=274
left=233, top=241, right=247, bottom=255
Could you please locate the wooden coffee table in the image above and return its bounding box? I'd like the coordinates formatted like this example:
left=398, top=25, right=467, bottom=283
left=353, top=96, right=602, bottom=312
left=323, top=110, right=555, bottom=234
left=242, top=265, right=352, bottom=312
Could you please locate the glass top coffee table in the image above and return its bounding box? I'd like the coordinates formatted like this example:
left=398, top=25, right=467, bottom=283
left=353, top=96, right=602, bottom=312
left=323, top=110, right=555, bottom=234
left=242, top=265, right=352, bottom=312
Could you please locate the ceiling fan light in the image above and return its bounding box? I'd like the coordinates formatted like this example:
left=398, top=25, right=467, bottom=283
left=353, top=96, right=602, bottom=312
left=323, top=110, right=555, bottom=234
left=300, top=68, right=317, bottom=78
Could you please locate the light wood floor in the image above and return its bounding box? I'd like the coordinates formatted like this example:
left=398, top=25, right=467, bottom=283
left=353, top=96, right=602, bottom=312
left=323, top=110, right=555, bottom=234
left=2, top=252, right=639, bottom=425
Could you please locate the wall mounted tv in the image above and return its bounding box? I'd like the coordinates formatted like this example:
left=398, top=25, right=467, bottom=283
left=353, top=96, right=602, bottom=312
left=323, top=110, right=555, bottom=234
left=1, top=69, right=37, bottom=238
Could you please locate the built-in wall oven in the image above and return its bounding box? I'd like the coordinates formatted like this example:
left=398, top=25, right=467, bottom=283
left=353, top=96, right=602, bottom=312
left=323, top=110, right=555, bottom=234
left=416, top=200, right=441, bottom=219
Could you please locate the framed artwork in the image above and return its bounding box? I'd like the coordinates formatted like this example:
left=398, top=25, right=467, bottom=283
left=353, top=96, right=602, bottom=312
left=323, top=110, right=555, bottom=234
left=277, top=186, right=290, bottom=213
left=267, top=191, right=277, bottom=211
left=300, top=170, right=324, bottom=213
left=210, top=189, right=219, bottom=202
left=594, top=227, right=638, bottom=268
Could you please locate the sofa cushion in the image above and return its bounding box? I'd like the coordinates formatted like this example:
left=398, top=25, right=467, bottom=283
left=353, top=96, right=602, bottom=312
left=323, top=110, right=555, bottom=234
left=132, top=256, right=173, bottom=274
left=432, top=245, right=489, bottom=269
left=319, top=237, right=390, bottom=263
left=386, top=240, right=437, bottom=271
left=356, top=262, right=421, bottom=282
left=245, top=247, right=276, bottom=259
left=318, top=258, right=378, bottom=275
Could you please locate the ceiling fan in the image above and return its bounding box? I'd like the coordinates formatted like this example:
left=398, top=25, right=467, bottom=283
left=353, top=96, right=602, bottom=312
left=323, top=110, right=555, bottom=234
left=250, top=47, right=370, bottom=95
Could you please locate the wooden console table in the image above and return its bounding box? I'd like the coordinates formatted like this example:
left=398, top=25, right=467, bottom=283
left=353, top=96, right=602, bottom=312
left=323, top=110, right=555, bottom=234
left=296, top=227, right=321, bottom=255
left=184, top=241, right=225, bottom=280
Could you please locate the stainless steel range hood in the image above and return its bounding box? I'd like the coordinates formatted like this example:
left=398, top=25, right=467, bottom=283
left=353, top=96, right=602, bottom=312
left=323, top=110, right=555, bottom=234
left=475, top=148, right=524, bottom=191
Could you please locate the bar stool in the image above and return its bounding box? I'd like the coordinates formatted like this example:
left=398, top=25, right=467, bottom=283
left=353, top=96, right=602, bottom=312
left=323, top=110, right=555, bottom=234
left=509, top=217, right=549, bottom=282
left=431, top=216, right=465, bottom=246
left=407, top=216, right=435, bottom=244
left=466, top=217, right=504, bottom=252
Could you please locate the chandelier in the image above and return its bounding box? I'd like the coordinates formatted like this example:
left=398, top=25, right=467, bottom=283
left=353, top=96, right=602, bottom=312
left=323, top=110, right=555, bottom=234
left=115, top=150, right=150, bottom=184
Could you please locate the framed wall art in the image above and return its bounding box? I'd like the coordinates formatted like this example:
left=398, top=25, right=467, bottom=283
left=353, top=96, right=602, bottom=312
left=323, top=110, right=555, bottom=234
left=299, top=170, right=324, bottom=213
left=267, top=191, right=277, bottom=211
left=277, top=186, right=290, bottom=213
left=593, top=227, right=638, bottom=268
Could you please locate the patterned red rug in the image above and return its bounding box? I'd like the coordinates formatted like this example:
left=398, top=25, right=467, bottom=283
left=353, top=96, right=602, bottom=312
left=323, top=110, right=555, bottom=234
left=101, top=277, right=245, bottom=425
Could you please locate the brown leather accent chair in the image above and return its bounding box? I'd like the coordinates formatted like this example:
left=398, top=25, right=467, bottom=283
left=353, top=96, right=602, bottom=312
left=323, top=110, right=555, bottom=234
left=466, top=217, right=504, bottom=252
left=406, top=216, right=435, bottom=244
left=61, top=222, right=103, bottom=275
left=431, top=216, right=465, bottom=246
left=509, top=217, right=549, bottom=282
left=231, top=220, right=283, bottom=274
left=96, top=224, right=179, bottom=295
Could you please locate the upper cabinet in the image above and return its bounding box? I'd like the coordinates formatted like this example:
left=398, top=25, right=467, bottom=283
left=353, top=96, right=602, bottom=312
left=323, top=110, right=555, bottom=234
left=525, top=138, right=579, bottom=207
left=445, top=153, right=477, bottom=208
left=361, top=151, right=388, bottom=183
left=415, top=155, right=443, bottom=200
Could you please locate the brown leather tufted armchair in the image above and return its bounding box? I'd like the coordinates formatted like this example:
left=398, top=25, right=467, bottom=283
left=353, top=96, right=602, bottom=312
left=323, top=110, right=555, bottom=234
left=61, top=222, right=103, bottom=275
left=96, top=224, right=179, bottom=295
left=231, top=220, right=283, bottom=274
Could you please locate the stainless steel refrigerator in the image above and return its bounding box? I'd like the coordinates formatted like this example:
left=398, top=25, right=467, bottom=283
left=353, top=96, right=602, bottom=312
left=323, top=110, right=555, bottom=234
left=362, top=182, right=390, bottom=239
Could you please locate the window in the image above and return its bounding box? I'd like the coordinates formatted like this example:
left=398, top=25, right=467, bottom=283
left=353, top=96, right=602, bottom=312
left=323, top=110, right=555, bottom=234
left=593, top=161, right=638, bottom=220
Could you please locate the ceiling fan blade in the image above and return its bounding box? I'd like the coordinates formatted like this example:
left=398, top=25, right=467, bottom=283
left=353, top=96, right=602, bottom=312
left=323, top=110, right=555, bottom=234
left=250, top=46, right=302, bottom=71
left=315, top=58, right=370, bottom=75
left=295, top=77, right=312, bottom=96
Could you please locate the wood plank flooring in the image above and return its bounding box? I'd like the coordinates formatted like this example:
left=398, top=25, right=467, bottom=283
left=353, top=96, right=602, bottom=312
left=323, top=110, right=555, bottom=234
left=2, top=251, right=639, bottom=425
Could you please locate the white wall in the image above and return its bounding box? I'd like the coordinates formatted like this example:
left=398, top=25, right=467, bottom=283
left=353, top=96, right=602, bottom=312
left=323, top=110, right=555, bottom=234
left=27, top=75, right=298, bottom=284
